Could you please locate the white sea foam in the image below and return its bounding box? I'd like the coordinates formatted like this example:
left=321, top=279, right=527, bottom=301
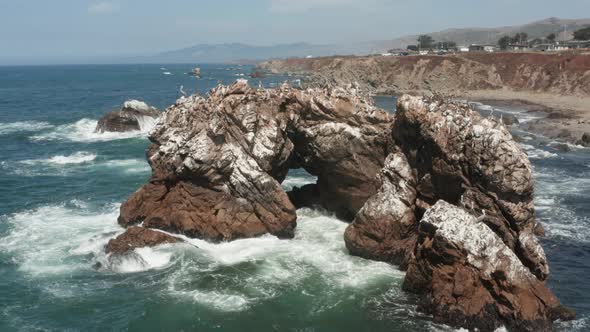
left=4, top=157, right=149, bottom=177
left=156, top=208, right=401, bottom=312
left=534, top=167, right=590, bottom=242
left=469, top=101, right=545, bottom=123
left=0, top=203, right=121, bottom=277
left=554, top=317, right=588, bottom=332
left=1, top=200, right=400, bottom=314
left=29, top=118, right=154, bottom=142
left=104, top=247, right=175, bottom=273
left=0, top=121, right=54, bottom=135
left=520, top=144, right=559, bottom=160
left=281, top=175, right=317, bottom=190
left=135, top=115, right=158, bottom=132
left=101, top=159, right=151, bottom=173
left=22, top=151, right=97, bottom=165
left=168, top=288, right=251, bottom=312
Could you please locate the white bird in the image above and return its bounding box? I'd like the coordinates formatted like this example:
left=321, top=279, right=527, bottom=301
left=179, top=85, right=187, bottom=97
left=476, top=210, right=487, bottom=222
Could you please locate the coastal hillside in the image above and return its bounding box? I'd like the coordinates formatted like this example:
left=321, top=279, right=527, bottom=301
left=378, top=17, right=590, bottom=49
left=257, top=52, right=590, bottom=96
left=131, top=17, right=589, bottom=64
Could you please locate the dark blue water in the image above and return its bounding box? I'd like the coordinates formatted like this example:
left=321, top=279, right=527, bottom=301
left=0, top=65, right=588, bottom=331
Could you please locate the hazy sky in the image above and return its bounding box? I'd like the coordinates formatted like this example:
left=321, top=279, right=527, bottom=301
left=1, top=0, right=589, bottom=60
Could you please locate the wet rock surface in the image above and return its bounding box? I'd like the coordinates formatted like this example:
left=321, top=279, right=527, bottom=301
left=96, top=100, right=160, bottom=133
left=111, top=83, right=572, bottom=331
left=105, top=226, right=181, bottom=255
left=344, top=94, right=572, bottom=330
left=403, top=201, right=574, bottom=332
left=345, top=95, right=547, bottom=278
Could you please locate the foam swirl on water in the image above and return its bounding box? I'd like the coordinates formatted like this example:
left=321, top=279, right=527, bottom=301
left=0, top=121, right=54, bottom=135
left=22, top=151, right=97, bottom=165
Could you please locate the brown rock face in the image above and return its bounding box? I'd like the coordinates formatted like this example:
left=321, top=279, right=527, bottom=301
left=343, top=94, right=573, bottom=330
left=110, top=86, right=572, bottom=331
left=117, top=80, right=391, bottom=242
left=344, top=151, right=417, bottom=268
left=284, top=85, right=392, bottom=219
left=393, top=95, right=547, bottom=280
left=345, top=95, right=547, bottom=277
left=105, top=226, right=181, bottom=255
left=257, top=53, right=590, bottom=96
left=403, top=201, right=574, bottom=332
left=96, top=100, right=160, bottom=133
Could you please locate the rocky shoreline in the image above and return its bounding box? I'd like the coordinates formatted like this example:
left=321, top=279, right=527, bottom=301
left=257, top=53, right=590, bottom=147
left=106, top=81, right=574, bottom=331
left=466, top=95, right=590, bottom=147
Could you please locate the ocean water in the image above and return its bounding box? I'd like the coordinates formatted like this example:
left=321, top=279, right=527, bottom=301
left=0, top=65, right=588, bottom=331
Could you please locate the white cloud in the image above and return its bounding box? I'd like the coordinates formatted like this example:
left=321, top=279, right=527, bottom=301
left=88, top=2, right=119, bottom=14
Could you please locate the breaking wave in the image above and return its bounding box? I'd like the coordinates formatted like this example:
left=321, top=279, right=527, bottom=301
left=2, top=157, right=149, bottom=177
left=534, top=166, right=590, bottom=243
left=0, top=121, right=54, bottom=135
left=21, top=151, right=97, bottom=165
left=29, top=118, right=156, bottom=142
left=101, top=159, right=151, bottom=174
left=469, top=101, right=545, bottom=123
left=520, top=144, right=559, bottom=160
left=149, top=209, right=397, bottom=311
left=0, top=202, right=121, bottom=277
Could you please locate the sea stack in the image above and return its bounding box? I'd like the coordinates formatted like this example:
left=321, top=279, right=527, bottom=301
left=115, top=80, right=391, bottom=242
left=109, top=82, right=573, bottom=331
left=95, top=100, right=160, bottom=133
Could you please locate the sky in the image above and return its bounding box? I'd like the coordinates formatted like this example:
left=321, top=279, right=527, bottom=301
left=0, top=0, right=589, bottom=63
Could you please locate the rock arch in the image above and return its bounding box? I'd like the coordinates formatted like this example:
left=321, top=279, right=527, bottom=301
left=109, top=82, right=574, bottom=331
left=117, top=81, right=392, bottom=242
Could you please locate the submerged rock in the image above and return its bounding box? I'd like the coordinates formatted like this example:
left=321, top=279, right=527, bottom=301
left=95, top=100, right=160, bottom=133
left=188, top=67, right=201, bottom=77
left=403, top=201, right=574, bottom=332
left=105, top=226, right=182, bottom=255
left=117, top=80, right=391, bottom=242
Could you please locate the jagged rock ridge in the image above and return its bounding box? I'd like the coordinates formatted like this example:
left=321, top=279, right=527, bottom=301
left=108, top=82, right=573, bottom=331
left=117, top=80, right=391, bottom=242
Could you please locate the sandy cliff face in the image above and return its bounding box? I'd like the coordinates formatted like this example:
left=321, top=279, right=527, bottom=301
left=257, top=53, right=590, bottom=97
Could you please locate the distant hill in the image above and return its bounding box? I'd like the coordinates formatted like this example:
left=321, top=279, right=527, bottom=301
left=137, top=17, right=590, bottom=64
left=136, top=42, right=373, bottom=64
left=375, top=17, right=590, bottom=50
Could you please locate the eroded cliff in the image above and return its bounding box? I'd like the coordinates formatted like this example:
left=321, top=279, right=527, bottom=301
left=257, top=53, right=590, bottom=97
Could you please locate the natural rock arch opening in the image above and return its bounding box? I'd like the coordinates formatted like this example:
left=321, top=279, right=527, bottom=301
left=116, top=81, right=391, bottom=243
left=109, top=81, right=574, bottom=331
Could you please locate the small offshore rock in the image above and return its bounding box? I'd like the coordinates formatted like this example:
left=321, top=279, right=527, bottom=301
left=95, top=100, right=160, bottom=133
left=105, top=226, right=182, bottom=255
